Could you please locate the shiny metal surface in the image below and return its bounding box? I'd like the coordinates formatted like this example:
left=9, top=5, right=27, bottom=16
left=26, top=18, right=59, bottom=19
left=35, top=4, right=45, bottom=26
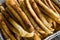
left=0, top=0, right=5, bottom=5
left=0, top=0, right=4, bottom=40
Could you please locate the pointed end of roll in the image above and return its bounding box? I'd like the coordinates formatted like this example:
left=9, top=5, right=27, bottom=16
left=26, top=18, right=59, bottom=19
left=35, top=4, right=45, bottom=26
left=57, top=18, right=60, bottom=24
left=6, top=0, right=16, bottom=6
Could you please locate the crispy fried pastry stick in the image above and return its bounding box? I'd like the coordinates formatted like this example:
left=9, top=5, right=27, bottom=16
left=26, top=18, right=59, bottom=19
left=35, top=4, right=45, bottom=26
left=52, top=2, right=60, bottom=14
left=35, top=0, right=60, bottom=24
left=33, top=33, right=41, bottom=40
left=6, top=0, right=34, bottom=32
left=18, top=0, right=45, bottom=35
left=43, top=0, right=59, bottom=18
left=35, top=30, right=43, bottom=38
left=5, top=7, right=19, bottom=23
left=29, top=0, right=53, bottom=31
left=47, top=0, right=59, bottom=16
left=39, top=6, right=56, bottom=30
left=7, top=13, right=35, bottom=37
left=0, top=13, right=16, bottom=40
left=0, top=14, right=11, bottom=40
left=1, top=28, right=11, bottom=40
left=55, top=24, right=60, bottom=31
left=5, top=4, right=27, bottom=31
left=25, top=0, right=52, bottom=34
left=51, top=0, right=60, bottom=8
left=0, top=14, right=16, bottom=40
left=42, top=0, right=50, bottom=8
left=2, top=12, right=20, bottom=36
left=44, top=15, right=56, bottom=29
left=0, top=6, right=35, bottom=37
left=3, top=17, right=20, bottom=36
left=15, top=34, right=21, bottom=40
left=23, top=38, right=28, bottom=40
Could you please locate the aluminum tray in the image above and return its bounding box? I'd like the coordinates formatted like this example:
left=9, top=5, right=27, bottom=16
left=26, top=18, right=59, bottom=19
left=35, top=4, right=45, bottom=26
left=0, top=0, right=60, bottom=40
